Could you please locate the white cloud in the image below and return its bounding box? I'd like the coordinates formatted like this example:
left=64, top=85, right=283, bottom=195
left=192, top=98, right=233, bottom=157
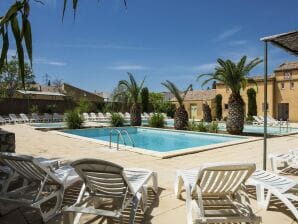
left=214, top=26, right=241, bottom=42
left=34, top=58, right=67, bottom=66
left=108, top=65, right=147, bottom=70
left=228, top=40, right=247, bottom=45
left=191, top=63, right=217, bottom=72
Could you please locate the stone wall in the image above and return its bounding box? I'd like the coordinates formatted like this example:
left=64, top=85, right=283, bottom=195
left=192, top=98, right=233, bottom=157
left=0, top=130, right=15, bottom=153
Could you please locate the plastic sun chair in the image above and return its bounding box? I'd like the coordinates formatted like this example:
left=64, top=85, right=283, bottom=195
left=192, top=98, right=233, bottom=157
left=9, top=114, right=23, bottom=123
left=63, top=158, right=158, bottom=224
left=31, top=113, right=42, bottom=122
left=269, top=149, right=298, bottom=173
left=174, top=162, right=261, bottom=224
left=19, top=113, right=30, bottom=123
left=247, top=169, right=298, bottom=220
left=90, top=112, right=99, bottom=121
left=0, top=153, right=81, bottom=222
left=252, top=116, right=263, bottom=126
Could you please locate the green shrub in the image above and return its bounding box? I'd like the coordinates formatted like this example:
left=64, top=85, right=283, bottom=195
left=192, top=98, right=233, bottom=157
left=78, top=99, right=93, bottom=113
left=206, top=122, right=219, bottom=133
left=149, top=113, right=165, bottom=128
left=29, top=105, right=39, bottom=114
left=188, top=121, right=207, bottom=132
left=66, top=109, right=83, bottom=129
left=110, top=113, right=124, bottom=127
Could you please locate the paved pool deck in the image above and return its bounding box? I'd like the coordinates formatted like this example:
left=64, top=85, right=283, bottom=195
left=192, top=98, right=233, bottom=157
left=1, top=124, right=298, bottom=224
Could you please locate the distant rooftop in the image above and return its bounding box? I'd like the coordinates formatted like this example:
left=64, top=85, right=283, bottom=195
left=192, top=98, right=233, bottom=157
left=170, top=90, right=216, bottom=101
left=275, top=61, right=298, bottom=71
left=17, top=90, right=65, bottom=96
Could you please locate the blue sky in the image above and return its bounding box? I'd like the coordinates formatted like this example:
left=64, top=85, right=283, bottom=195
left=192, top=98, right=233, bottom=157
left=1, top=0, right=298, bottom=92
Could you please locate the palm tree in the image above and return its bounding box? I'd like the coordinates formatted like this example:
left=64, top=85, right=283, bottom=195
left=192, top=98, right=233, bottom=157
left=162, top=81, right=192, bottom=130
left=118, top=73, right=145, bottom=126
left=197, top=56, right=262, bottom=134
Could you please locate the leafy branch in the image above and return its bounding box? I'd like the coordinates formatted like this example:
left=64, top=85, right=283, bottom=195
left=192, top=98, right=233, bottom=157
left=0, top=0, right=127, bottom=88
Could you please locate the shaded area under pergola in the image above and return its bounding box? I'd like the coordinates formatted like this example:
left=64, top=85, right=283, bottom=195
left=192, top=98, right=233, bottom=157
left=261, top=30, right=298, bottom=170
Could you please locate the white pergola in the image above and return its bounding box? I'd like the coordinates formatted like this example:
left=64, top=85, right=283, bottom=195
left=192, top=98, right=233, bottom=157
left=261, top=30, right=298, bottom=170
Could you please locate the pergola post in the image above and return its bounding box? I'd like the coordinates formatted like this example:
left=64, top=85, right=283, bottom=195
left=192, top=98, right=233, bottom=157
left=263, top=41, right=268, bottom=170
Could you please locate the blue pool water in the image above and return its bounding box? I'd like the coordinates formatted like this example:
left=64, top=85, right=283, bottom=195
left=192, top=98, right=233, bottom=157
left=63, top=127, right=244, bottom=152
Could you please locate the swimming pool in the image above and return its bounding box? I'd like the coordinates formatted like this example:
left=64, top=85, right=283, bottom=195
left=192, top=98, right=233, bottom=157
left=62, top=127, right=248, bottom=155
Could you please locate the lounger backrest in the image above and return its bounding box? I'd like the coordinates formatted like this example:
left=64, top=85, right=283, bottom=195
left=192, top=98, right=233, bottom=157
left=90, top=113, right=96, bottom=118
left=32, top=113, right=38, bottom=119
left=9, top=114, right=17, bottom=120
left=0, top=116, right=5, bottom=122
left=71, top=159, right=130, bottom=198
left=0, top=153, right=61, bottom=185
left=98, top=112, right=104, bottom=118
left=194, top=163, right=255, bottom=196
left=20, top=113, right=29, bottom=120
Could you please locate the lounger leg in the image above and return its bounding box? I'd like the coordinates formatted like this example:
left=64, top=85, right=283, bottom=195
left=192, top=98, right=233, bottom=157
left=174, top=172, right=184, bottom=199
left=274, top=191, right=298, bottom=220
left=271, top=157, right=278, bottom=173
left=152, top=171, right=158, bottom=194
left=128, top=192, right=141, bottom=224
left=256, top=185, right=271, bottom=209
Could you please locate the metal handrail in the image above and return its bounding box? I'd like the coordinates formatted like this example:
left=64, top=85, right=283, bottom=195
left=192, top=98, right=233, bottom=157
left=120, top=129, right=135, bottom=147
left=109, top=128, right=125, bottom=150
left=109, top=128, right=135, bottom=150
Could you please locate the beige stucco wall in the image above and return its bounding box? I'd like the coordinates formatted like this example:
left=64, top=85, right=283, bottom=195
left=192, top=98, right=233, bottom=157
left=171, top=100, right=214, bottom=120
left=216, top=79, right=275, bottom=119
left=274, top=69, right=298, bottom=121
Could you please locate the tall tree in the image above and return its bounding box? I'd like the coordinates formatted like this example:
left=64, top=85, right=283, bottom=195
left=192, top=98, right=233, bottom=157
left=247, top=88, right=257, bottom=117
left=149, top=92, right=164, bottom=112
left=197, top=56, right=262, bottom=134
left=161, top=81, right=192, bottom=130
left=118, top=73, right=145, bottom=126
left=0, top=56, right=35, bottom=97
left=141, top=87, right=149, bottom=113
left=215, top=94, right=223, bottom=120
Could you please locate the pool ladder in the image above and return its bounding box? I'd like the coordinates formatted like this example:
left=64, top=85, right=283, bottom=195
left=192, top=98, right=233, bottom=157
left=109, top=128, right=135, bottom=150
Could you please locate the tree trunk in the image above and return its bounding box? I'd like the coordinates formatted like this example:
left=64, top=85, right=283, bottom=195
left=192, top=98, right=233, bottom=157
left=226, top=92, right=245, bottom=135
left=174, top=105, right=189, bottom=130
left=130, top=103, right=142, bottom=126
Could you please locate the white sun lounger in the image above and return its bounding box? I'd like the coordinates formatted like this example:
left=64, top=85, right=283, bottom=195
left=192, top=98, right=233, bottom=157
left=82, top=113, right=91, bottom=121
left=31, top=113, right=42, bottom=122
left=174, top=162, right=260, bottom=224
left=53, top=113, right=63, bottom=122
left=90, top=112, right=99, bottom=121
left=0, top=153, right=81, bottom=222
left=43, top=113, right=52, bottom=122
left=269, top=149, right=298, bottom=173
left=253, top=116, right=263, bottom=126
left=247, top=169, right=298, bottom=219
left=19, top=113, right=30, bottom=123
left=63, top=159, right=158, bottom=224
left=9, top=114, right=23, bottom=123
left=0, top=116, right=7, bottom=125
